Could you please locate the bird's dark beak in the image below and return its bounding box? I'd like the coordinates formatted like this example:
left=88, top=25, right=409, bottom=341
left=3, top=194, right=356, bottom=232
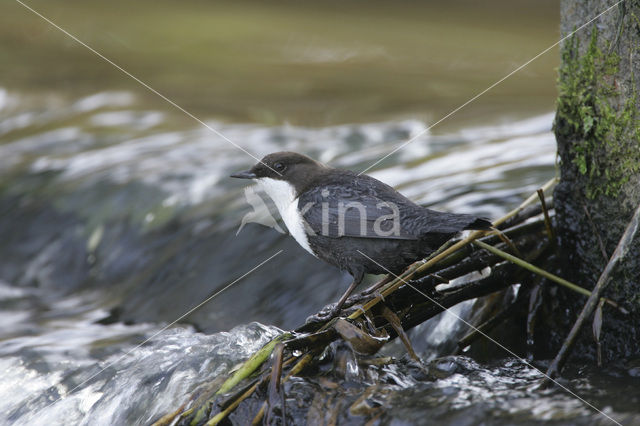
left=230, top=169, right=257, bottom=179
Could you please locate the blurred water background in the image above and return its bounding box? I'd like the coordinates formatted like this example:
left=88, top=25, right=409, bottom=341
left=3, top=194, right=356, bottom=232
left=1, top=1, right=638, bottom=425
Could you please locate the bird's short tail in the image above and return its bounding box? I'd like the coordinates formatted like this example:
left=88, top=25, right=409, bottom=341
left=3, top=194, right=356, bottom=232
left=422, top=210, right=493, bottom=234
left=464, top=217, right=493, bottom=231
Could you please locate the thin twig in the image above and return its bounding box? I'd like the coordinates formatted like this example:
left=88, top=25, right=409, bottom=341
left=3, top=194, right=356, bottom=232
left=494, top=229, right=524, bottom=258
left=546, top=202, right=640, bottom=379
left=207, top=382, right=261, bottom=425
left=216, top=333, right=292, bottom=396
left=473, top=240, right=622, bottom=311
left=537, top=189, right=555, bottom=242
left=381, top=307, right=420, bottom=361
left=265, top=343, right=286, bottom=425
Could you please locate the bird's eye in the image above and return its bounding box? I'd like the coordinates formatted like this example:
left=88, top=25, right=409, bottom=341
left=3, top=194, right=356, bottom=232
left=274, top=162, right=286, bottom=172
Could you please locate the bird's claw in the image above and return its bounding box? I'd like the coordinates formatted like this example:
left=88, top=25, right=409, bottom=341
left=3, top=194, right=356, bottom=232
left=349, top=289, right=384, bottom=305
left=348, top=304, right=367, bottom=317
left=305, top=305, right=341, bottom=324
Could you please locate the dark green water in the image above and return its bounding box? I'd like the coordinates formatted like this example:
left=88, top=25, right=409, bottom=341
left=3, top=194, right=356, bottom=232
left=1, top=1, right=637, bottom=425
left=3, top=0, right=559, bottom=127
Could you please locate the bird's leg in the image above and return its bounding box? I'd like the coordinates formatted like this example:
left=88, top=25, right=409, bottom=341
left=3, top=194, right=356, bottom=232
left=329, top=270, right=364, bottom=318
left=306, top=270, right=364, bottom=324
left=342, top=274, right=393, bottom=306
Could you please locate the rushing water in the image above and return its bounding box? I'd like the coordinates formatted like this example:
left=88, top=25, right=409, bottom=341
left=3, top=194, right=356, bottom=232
left=3, top=89, right=638, bottom=425
left=2, top=1, right=639, bottom=424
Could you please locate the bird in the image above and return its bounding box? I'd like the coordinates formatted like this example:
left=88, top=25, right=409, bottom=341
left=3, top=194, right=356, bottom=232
left=231, top=152, right=492, bottom=319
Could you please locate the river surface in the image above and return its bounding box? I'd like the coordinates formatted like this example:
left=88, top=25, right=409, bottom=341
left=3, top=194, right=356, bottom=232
left=1, top=1, right=639, bottom=425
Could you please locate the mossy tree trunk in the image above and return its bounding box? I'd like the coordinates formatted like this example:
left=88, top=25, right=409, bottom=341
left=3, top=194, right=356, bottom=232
left=549, top=0, right=640, bottom=362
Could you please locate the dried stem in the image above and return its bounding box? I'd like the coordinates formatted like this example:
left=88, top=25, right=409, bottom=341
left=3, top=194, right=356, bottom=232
left=473, top=240, right=622, bottom=311
left=537, top=188, right=555, bottom=241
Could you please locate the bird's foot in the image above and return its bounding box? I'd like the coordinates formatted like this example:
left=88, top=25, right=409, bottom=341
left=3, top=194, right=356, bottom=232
left=346, top=292, right=368, bottom=305
left=360, top=287, right=374, bottom=297
left=306, top=303, right=370, bottom=325
left=346, top=303, right=367, bottom=317
left=305, top=304, right=341, bottom=324
left=372, top=289, right=385, bottom=302
left=350, top=288, right=385, bottom=305
left=360, top=288, right=380, bottom=299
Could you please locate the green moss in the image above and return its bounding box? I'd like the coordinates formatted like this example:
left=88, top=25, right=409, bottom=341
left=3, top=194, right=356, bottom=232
left=554, top=28, right=640, bottom=199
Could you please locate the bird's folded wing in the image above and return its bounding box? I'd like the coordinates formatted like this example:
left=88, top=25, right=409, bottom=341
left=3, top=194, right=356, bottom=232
left=298, top=184, right=421, bottom=240
left=299, top=181, right=489, bottom=240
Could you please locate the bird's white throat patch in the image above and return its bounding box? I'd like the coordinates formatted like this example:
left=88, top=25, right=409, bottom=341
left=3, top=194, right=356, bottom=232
left=255, top=177, right=315, bottom=256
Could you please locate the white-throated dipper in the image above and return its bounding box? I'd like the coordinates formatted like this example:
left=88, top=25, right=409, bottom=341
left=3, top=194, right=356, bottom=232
left=231, top=152, right=491, bottom=318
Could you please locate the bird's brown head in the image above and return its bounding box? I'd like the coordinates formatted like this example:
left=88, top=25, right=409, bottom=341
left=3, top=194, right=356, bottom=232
left=230, top=152, right=327, bottom=190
